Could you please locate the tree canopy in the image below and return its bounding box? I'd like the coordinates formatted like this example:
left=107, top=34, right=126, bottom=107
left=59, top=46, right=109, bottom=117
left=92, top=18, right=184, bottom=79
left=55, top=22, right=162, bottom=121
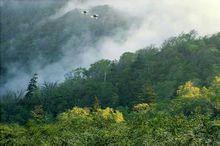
left=0, top=32, right=220, bottom=145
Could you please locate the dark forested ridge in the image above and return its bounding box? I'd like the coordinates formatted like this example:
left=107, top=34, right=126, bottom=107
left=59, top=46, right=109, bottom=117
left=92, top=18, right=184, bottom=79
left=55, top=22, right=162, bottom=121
left=0, top=32, right=220, bottom=145
left=0, top=1, right=132, bottom=89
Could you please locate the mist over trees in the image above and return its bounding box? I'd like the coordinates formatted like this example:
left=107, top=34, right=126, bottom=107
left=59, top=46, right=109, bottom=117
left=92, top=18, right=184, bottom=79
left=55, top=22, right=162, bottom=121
left=1, top=0, right=220, bottom=145
left=1, top=0, right=220, bottom=94
left=0, top=32, right=220, bottom=145
left=0, top=1, right=132, bottom=93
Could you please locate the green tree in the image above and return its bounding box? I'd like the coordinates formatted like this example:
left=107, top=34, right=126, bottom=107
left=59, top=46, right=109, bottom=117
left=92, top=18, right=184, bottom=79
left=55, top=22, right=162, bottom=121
left=87, top=59, right=112, bottom=81
left=25, top=73, right=38, bottom=99
left=137, top=84, right=157, bottom=104
left=209, top=76, right=220, bottom=118
left=133, top=103, right=150, bottom=112
left=20, top=73, right=41, bottom=110
left=177, top=81, right=201, bottom=99
left=93, top=96, right=100, bottom=111
left=31, top=105, right=45, bottom=123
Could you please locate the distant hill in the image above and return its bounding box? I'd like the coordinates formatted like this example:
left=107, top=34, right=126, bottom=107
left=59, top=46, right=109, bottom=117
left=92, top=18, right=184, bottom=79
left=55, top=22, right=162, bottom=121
left=0, top=1, right=132, bottom=91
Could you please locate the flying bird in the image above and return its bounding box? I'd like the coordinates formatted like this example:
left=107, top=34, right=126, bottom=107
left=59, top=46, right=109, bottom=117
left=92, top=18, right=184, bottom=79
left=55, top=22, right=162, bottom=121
left=91, top=14, right=99, bottom=19
left=81, top=10, right=89, bottom=15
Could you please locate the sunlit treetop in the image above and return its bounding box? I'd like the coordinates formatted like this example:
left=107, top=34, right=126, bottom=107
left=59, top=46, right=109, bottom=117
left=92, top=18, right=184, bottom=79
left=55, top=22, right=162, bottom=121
left=96, top=107, right=124, bottom=123
left=177, top=81, right=201, bottom=99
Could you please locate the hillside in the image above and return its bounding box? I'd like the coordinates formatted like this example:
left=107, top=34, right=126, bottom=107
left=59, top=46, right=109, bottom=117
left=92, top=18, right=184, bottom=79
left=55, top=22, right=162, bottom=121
left=0, top=1, right=132, bottom=92
left=0, top=32, right=220, bottom=145
left=0, top=0, right=220, bottom=145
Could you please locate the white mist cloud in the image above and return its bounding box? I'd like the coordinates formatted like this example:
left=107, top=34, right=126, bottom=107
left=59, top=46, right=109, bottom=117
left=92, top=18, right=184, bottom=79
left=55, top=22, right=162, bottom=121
left=1, top=0, right=220, bottom=94
left=54, top=0, right=220, bottom=60
left=25, top=0, right=220, bottom=86
left=99, top=0, right=220, bottom=58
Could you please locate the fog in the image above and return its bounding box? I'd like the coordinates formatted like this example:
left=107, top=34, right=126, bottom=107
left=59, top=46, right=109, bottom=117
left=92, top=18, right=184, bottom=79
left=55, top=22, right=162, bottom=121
left=51, top=0, right=220, bottom=59
left=1, top=0, right=220, bottom=95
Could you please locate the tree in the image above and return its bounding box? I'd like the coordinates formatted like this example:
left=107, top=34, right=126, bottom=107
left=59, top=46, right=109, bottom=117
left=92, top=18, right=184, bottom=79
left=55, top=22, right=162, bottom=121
left=87, top=59, right=112, bottom=81
left=133, top=103, right=150, bottom=112
left=31, top=105, right=44, bottom=122
left=25, top=73, right=38, bottom=99
left=136, top=84, right=157, bottom=104
left=93, top=96, right=100, bottom=111
left=145, top=85, right=157, bottom=103
left=22, top=74, right=41, bottom=109
left=209, top=76, right=220, bottom=118
left=65, top=68, right=87, bottom=80
left=177, top=81, right=201, bottom=99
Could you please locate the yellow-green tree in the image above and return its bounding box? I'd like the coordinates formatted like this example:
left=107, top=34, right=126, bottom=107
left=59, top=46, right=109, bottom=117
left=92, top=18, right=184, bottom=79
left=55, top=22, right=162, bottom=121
left=177, top=81, right=201, bottom=99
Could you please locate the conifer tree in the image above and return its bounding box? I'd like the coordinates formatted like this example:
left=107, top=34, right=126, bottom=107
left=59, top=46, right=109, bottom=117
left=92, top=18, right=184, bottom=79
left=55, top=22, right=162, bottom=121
left=145, top=85, right=157, bottom=103
left=25, top=73, right=38, bottom=99
left=137, top=84, right=157, bottom=104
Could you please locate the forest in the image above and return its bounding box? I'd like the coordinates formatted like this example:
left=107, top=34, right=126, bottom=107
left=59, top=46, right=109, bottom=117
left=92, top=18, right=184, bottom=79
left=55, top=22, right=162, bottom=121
left=0, top=32, right=220, bottom=145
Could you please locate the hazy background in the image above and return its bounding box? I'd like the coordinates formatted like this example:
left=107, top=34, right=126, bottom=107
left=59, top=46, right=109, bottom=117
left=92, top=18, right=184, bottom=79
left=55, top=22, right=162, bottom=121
left=1, top=0, right=220, bottom=94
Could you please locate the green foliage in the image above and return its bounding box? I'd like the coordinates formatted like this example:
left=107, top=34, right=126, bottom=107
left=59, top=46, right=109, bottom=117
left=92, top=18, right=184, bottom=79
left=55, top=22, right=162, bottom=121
left=129, top=112, right=219, bottom=146
left=177, top=81, right=201, bottom=99
left=0, top=124, right=28, bottom=145
left=25, top=73, right=38, bottom=99
left=31, top=105, right=45, bottom=123
left=136, top=84, right=157, bottom=104
left=96, top=107, right=124, bottom=123
left=0, top=103, right=219, bottom=145
left=0, top=32, right=220, bottom=145
left=133, top=103, right=150, bottom=112
left=93, top=96, right=100, bottom=111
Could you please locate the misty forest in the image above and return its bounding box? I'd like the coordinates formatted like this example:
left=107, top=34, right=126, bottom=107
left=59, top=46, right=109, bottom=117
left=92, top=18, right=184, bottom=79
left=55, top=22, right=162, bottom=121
left=0, top=0, right=220, bottom=145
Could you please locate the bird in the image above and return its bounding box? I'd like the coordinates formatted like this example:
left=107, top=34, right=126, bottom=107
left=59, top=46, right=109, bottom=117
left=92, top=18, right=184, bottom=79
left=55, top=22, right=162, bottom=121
left=81, top=10, right=89, bottom=15
left=91, top=14, right=99, bottom=19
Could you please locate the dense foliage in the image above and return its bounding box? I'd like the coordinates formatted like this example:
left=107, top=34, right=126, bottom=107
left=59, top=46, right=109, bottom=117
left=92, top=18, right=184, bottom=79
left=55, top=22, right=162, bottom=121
left=0, top=32, right=220, bottom=145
